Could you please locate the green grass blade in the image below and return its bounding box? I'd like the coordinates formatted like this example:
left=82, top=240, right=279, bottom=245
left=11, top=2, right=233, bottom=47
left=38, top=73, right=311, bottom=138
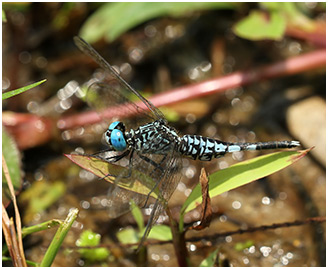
left=2, top=79, right=46, bottom=100
left=22, top=220, right=62, bottom=238
left=40, top=208, right=79, bottom=267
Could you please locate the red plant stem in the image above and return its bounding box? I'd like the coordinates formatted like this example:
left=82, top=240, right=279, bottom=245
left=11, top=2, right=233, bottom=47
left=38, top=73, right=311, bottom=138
left=286, top=25, right=326, bottom=48
left=57, top=49, right=325, bottom=130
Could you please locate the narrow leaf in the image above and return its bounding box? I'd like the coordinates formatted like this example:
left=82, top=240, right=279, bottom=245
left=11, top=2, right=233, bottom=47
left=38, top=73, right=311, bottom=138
left=181, top=149, right=309, bottom=215
left=130, top=200, right=145, bottom=232
left=2, top=79, right=46, bottom=100
left=65, top=154, right=158, bottom=199
left=2, top=128, right=22, bottom=207
left=199, top=248, right=219, bottom=267
left=22, top=220, right=62, bottom=238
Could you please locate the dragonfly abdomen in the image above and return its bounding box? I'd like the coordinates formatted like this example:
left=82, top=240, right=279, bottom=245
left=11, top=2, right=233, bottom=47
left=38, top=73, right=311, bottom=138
left=180, top=135, right=300, bottom=161
left=179, top=135, right=229, bottom=161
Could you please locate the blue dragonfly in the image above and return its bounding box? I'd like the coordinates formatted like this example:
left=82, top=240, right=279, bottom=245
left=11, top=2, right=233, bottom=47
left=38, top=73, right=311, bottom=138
left=73, top=36, right=300, bottom=247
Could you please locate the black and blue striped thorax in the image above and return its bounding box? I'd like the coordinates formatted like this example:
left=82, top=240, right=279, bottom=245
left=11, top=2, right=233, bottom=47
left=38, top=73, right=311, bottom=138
left=126, top=119, right=181, bottom=154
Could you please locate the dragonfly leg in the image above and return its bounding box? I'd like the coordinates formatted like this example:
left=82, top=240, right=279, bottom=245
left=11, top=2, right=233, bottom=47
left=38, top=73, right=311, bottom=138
left=122, top=149, right=134, bottom=179
left=137, top=153, right=166, bottom=176
left=84, top=150, right=130, bottom=164
left=94, top=150, right=133, bottom=180
left=105, top=150, right=130, bottom=163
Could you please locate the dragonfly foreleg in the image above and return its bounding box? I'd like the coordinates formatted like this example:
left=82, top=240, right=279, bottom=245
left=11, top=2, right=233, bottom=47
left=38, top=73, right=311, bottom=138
left=92, top=150, right=134, bottom=180
left=105, top=150, right=130, bottom=163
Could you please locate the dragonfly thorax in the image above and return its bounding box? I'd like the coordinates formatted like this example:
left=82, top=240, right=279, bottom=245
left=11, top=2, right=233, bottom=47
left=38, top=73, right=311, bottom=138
left=105, top=121, right=127, bottom=151
left=129, top=120, right=181, bottom=155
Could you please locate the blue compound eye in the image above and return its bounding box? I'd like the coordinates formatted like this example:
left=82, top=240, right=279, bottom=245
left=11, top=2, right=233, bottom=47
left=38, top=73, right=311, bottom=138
left=110, top=129, right=127, bottom=151
left=108, top=121, right=121, bottom=131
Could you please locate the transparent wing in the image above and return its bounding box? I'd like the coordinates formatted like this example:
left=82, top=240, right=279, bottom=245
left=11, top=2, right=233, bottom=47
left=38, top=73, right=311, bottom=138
left=85, top=82, right=159, bottom=131
left=140, top=150, right=182, bottom=245
left=74, top=36, right=165, bottom=123
left=103, top=148, right=182, bottom=220
left=106, top=185, right=148, bottom=218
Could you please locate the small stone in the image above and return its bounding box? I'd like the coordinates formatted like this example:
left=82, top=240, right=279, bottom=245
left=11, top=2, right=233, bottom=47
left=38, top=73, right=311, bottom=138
left=287, top=96, right=325, bottom=165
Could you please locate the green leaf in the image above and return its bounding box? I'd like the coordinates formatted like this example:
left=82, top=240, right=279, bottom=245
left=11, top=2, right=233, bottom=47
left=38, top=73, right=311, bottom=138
left=233, top=3, right=318, bottom=41
left=65, top=154, right=159, bottom=199
left=77, top=230, right=101, bottom=247
left=181, top=149, right=307, bottom=216
left=199, top=248, right=219, bottom=267
left=2, top=127, right=22, bottom=207
left=2, top=79, right=46, bottom=100
left=2, top=9, right=7, bottom=22
left=79, top=2, right=238, bottom=43
left=146, top=224, right=172, bottom=241
left=118, top=220, right=172, bottom=245
left=117, top=227, right=140, bottom=245
left=233, top=10, right=286, bottom=40
left=77, top=230, right=110, bottom=262
left=130, top=200, right=145, bottom=232
left=261, top=3, right=316, bottom=32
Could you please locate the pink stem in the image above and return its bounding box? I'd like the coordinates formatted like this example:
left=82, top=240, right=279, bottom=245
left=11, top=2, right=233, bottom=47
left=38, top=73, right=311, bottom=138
left=57, top=49, right=325, bottom=130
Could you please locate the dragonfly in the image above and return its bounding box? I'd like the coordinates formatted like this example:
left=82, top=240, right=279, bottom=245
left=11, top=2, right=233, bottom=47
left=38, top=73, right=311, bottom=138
left=73, top=36, right=300, bottom=248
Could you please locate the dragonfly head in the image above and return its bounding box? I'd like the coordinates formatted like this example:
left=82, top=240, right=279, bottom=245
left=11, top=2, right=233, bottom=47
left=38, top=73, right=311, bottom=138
left=105, top=121, right=127, bottom=151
